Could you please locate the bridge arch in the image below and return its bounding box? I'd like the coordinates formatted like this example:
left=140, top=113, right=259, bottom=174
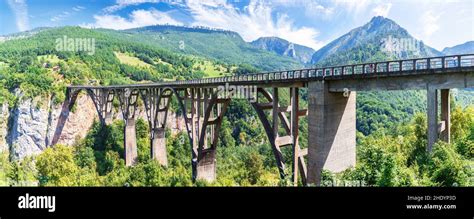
left=53, top=85, right=305, bottom=184
left=164, top=87, right=231, bottom=182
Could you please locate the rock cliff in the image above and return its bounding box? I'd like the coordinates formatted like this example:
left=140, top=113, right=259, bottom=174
left=2, top=92, right=186, bottom=160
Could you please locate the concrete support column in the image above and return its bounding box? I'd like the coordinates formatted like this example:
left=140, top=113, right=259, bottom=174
left=196, top=149, right=216, bottom=182
left=104, top=111, right=113, bottom=125
left=440, top=89, right=450, bottom=144
left=427, top=88, right=438, bottom=152
left=124, top=118, right=138, bottom=166
left=307, top=81, right=356, bottom=185
left=151, top=128, right=168, bottom=166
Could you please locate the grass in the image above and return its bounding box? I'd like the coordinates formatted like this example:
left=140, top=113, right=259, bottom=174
left=155, top=58, right=172, bottom=67
left=193, top=60, right=230, bottom=78
left=114, top=51, right=153, bottom=68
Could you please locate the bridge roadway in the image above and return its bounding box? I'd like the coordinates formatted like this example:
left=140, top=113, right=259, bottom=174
left=56, top=54, right=474, bottom=186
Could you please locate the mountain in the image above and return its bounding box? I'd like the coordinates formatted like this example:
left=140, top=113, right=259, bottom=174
left=250, top=37, right=315, bottom=64
left=311, top=16, right=443, bottom=66
left=110, top=25, right=302, bottom=71
left=0, top=27, right=51, bottom=42
left=442, top=41, right=474, bottom=55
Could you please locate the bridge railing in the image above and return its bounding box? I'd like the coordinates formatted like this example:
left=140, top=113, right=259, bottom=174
left=194, top=54, right=474, bottom=84
left=244, top=54, right=470, bottom=82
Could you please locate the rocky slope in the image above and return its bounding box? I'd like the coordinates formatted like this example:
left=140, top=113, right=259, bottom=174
left=0, top=103, right=9, bottom=153
left=251, top=37, right=315, bottom=64
left=4, top=93, right=95, bottom=160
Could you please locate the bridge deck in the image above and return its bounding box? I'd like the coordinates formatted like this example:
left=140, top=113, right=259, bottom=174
left=69, top=54, right=474, bottom=89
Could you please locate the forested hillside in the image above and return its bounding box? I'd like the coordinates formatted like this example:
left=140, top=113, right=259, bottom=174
left=112, top=25, right=303, bottom=71
left=0, top=26, right=284, bottom=105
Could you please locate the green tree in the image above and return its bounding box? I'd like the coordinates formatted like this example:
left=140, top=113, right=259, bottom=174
left=36, top=145, right=79, bottom=186
left=429, top=142, right=470, bottom=186
left=0, top=153, right=11, bottom=186
left=244, top=151, right=264, bottom=185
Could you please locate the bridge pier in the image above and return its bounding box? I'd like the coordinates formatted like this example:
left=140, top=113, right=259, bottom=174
left=427, top=88, right=438, bottom=152
left=427, top=88, right=450, bottom=152
left=196, top=149, right=216, bottom=182
left=141, top=88, right=171, bottom=166
left=440, top=89, right=450, bottom=143
left=124, top=118, right=138, bottom=166
left=151, top=128, right=168, bottom=166
left=180, top=88, right=230, bottom=183
left=116, top=89, right=139, bottom=166
left=104, top=111, right=113, bottom=125
left=307, top=81, right=356, bottom=185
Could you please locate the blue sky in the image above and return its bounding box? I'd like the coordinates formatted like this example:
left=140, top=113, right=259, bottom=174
left=1, top=0, right=473, bottom=51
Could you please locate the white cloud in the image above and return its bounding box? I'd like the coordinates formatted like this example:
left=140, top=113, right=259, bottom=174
left=372, top=3, right=392, bottom=17
left=7, top=0, right=30, bottom=32
left=104, top=0, right=184, bottom=13
left=186, top=0, right=324, bottom=49
left=309, top=4, right=334, bottom=18
left=421, top=10, right=440, bottom=38
left=264, top=0, right=334, bottom=20
left=83, top=9, right=183, bottom=30
left=72, top=6, right=86, bottom=12
left=51, top=6, right=86, bottom=22
left=334, top=0, right=371, bottom=16
left=51, top=12, right=68, bottom=22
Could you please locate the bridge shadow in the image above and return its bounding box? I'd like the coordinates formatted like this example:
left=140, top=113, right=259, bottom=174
left=50, top=91, right=79, bottom=146
left=320, top=93, right=350, bottom=174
